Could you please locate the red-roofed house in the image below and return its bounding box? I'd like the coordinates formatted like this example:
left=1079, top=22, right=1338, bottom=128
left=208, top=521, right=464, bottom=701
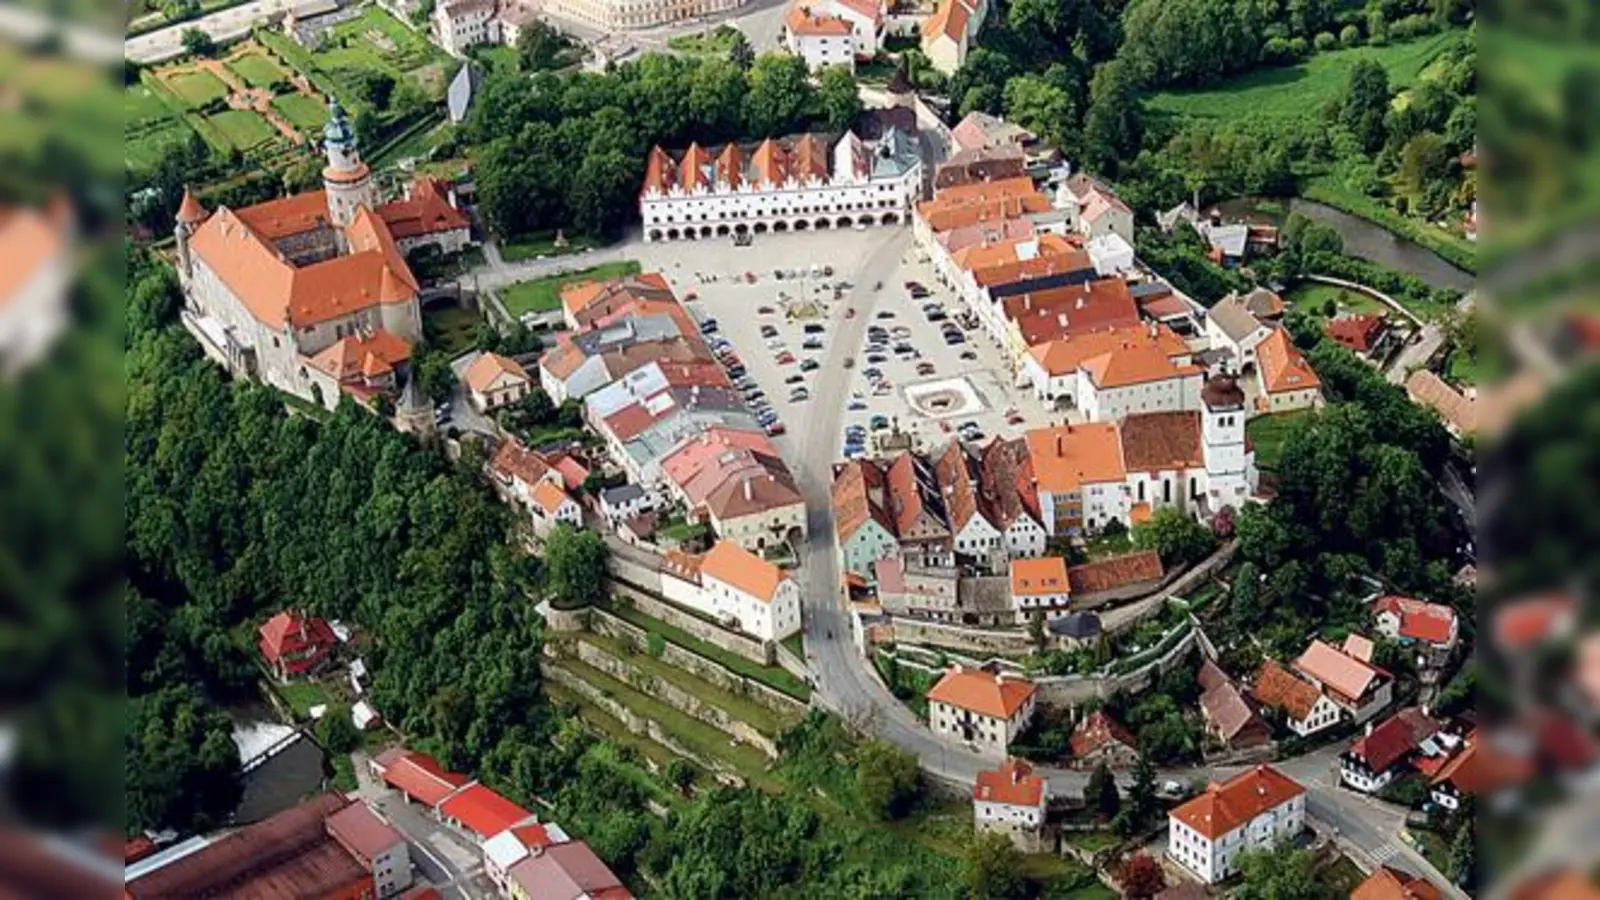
left=1166, top=765, right=1305, bottom=884
left=1339, top=707, right=1440, bottom=793
left=1009, top=556, right=1070, bottom=622
left=506, top=840, right=632, bottom=900
left=1324, top=313, right=1390, bottom=355
left=258, top=610, right=339, bottom=682
left=438, top=784, right=534, bottom=840
left=1353, top=865, right=1444, bottom=900
left=694, top=539, right=802, bottom=641
left=973, top=758, right=1049, bottom=849
left=1069, top=710, right=1139, bottom=768
left=371, top=748, right=473, bottom=809
left=927, top=665, right=1037, bottom=754
left=1373, top=595, right=1460, bottom=671
left=325, top=800, right=413, bottom=897
left=1294, top=639, right=1394, bottom=723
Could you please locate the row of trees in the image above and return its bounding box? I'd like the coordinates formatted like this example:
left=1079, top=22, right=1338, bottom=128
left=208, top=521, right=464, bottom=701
left=466, top=53, right=861, bottom=241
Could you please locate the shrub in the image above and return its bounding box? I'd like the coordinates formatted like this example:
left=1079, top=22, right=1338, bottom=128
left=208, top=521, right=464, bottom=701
left=1340, top=24, right=1362, bottom=45
left=1288, top=37, right=1310, bottom=57
left=1261, top=36, right=1292, bottom=63
left=1313, top=31, right=1337, bottom=51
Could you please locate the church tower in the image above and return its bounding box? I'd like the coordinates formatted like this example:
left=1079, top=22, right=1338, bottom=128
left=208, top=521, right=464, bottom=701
left=173, top=186, right=209, bottom=284
left=321, top=98, right=378, bottom=227
left=1200, top=374, right=1252, bottom=507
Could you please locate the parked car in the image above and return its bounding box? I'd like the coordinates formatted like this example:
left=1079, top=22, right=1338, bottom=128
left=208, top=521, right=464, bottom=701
left=866, top=353, right=887, bottom=364
left=926, top=310, right=948, bottom=322
left=758, top=305, right=776, bottom=315
left=848, top=398, right=868, bottom=411
left=760, top=324, right=779, bottom=338
left=942, top=332, right=966, bottom=345
left=916, top=362, right=936, bottom=376
left=776, top=351, right=797, bottom=365
left=876, top=310, right=896, bottom=319
left=803, top=337, right=823, bottom=350
left=803, top=323, right=825, bottom=334
left=863, top=366, right=883, bottom=379
left=790, top=389, right=811, bottom=402
left=800, top=359, right=820, bottom=372
left=870, top=414, right=890, bottom=430
left=700, top=318, right=719, bottom=333
left=960, top=349, right=978, bottom=361
left=766, top=422, right=787, bottom=436
left=785, top=374, right=805, bottom=385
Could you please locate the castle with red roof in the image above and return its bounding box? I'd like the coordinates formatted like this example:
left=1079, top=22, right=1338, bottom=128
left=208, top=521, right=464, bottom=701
left=174, top=99, right=471, bottom=411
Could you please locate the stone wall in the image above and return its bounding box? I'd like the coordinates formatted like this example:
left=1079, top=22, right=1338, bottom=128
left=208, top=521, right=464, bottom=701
left=606, top=552, right=664, bottom=594
left=571, top=640, right=779, bottom=759
left=589, top=608, right=808, bottom=717
left=886, top=617, right=1037, bottom=655
left=541, top=662, right=738, bottom=781
left=609, top=580, right=774, bottom=666
left=774, top=643, right=808, bottom=683
left=543, top=605, right=589, bottom=633
left=1033, top=626, right=1199, bottom=707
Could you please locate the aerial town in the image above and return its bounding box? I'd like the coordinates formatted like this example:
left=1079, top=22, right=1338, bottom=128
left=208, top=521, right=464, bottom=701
left=55, top=0, right=1592, bottom=895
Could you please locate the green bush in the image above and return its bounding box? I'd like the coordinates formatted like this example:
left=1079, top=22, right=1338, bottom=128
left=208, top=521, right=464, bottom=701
left=1313, top=31, right=1337, bottom=51
left=1339, top=24, right=1362, bottom=45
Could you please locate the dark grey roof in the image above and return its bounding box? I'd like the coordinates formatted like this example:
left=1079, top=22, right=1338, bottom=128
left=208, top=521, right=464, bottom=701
left=447, top=63, right=482, bottom=125
left=1128, top=281, right=1173, bottom=299
left=1049, top=611, right=1102, bottom=638
left=601, top=484, right=645, bottom=505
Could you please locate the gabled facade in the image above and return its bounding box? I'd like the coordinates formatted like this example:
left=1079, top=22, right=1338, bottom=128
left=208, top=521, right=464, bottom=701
left=927, top=665, right=1037, bottom=755
left=973, top=758, right=1049, bottom=850
left=1166, top=765, right=1306, bottom=884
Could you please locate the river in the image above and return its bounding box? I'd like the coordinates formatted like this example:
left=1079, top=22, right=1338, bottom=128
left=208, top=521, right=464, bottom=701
left=1209, top=197, right=1476, bottom=291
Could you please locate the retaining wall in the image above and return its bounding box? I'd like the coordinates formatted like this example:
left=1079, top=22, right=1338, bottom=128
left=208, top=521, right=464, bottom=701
left=606, top=553, right=664, bottom=594
left=887, top=617, right=1037, bottom=655
left=1033, top=626, right=1199, bottom=707
left=570, top=640, right=779, bottom=759
left=589, top=608, right=808, bottom=717
left=608, top=579, right=774, bottom=666
left=543, top=606, right=588, bottom=633
left=541, top=662, right=739, bottom=782
left=774, top=643, right=808, bottom=682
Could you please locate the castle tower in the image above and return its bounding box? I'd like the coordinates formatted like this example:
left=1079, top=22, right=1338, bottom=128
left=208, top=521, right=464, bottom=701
left=321, top=98, right=377, bottom=227
left=173, top=187, right=209, bottom=283
left=1200, top=373, right=1251, bottom=506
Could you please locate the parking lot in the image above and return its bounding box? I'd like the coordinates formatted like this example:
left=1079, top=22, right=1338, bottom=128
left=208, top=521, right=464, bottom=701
left=633, top=228, right=1057, bottom=466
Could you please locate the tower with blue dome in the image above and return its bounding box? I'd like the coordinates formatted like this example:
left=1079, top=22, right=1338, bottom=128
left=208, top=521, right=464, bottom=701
left=321, top=97, right=377, bottom=227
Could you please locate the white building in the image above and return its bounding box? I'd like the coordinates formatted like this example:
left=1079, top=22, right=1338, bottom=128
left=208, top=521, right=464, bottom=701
left=920, top=0, right=985, bottom=75
left=1339, top=708, right=1439, bottom=794
left=1250, top=659, right=1342, bottom=738
left=784, top=3, right=855, bottom=71
left=482, top=821, right=571, bottom=895
left=1018, top=322, right=1204, bottom=421
left=1294, top=639, right=1394, bottom=724
left=463, top=351, right=532, bottom=412
left=1055, top=173, right=1135, bottom=247
left=0, top=198, right=71, bottom=377
left=926, top=665, right=1037, bottom=755
left=530, top=481, right=583, bottom=537
left=1167, top=765, right=1306, bottom=885
left=543, top=0, right=744, bottom=30
left=640, top=129, right=921, bottom=242
left=662, top=540, right=802, bottom=641
left=973, top=758, right=1049, bottom=850
left=433, top=0, right=500, bottom=56
left=324, top=801, right=414, bottom=898
left=1204, top=292, right=1274, bottom=372
left=1009, top=556, right=1070, bottom=623
left=1254, top=328, right=1324, bottom=415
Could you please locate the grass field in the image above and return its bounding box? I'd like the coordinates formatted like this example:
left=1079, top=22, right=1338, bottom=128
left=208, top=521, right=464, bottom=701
left=126, top=84, right=174, bottom=126
left=166, top=68, right=230, bottom=107
left=271, top=93, right=327, bottom=131
left=600, top=599, right=811, bottom=701
left=127, top=121, right=195, bottom=172
left=208, top=109, right=278, bottom=150
left=1147, top=31, right=1462, bottom=122
left=1246, top=409, right=1315, bottom=470
left=423, top=305, right=481, bottom=355
left=319, top=6, right=449, bottom=98
left=227, top=51, right=287, bottom=89
left=500, top=261, right=642, bottom=316
left=667, top=25, right=743, bottom=58
left=500, top=230, right=609, bottom=261
left=1283, top=281, right=1386, bottom=318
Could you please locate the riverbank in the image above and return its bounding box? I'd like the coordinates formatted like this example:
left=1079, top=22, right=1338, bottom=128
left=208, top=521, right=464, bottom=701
left=1302, top=177, right=1477, bottom=276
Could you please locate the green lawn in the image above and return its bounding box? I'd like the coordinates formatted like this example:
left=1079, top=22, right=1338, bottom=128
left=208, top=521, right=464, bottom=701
left=276, top=680, right=331, bottom=718
left=207, top=109, right=278, bottom=150
left=166, top=69, right=230, bottom=107
left=1147, top=31, right=1463, bottom=122
left=500, top=231, right=610, bottom=261
left=579, top=632, right=800, bottom=736
left=1246, top=409, right=1315, bottom=470
left=667, top=24, right=744, bottom=58
left=125, top=84, right=175, bottom=126
left=781, top=631, right=805, bottom=660
left=500, top=261, right=642, bottom=316
left=423, top=305, right=482, bottom=355
left=126, top=121, right=195, bottom=174
left=1283, top=281, right=1387, bottom=319
left=1405, top=827, right=1451, bottom=873
left=227, top=51, right=287, bottom=89
left=600, top=599, right=812, bottom=702
left=271, top=92, right=327, bottom=131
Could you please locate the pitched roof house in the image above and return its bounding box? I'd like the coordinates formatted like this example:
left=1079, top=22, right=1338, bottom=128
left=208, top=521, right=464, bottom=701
left=1294, top=639, right=1392, bottom=721
left=1069, top=710, right=1139, bottom=767
left=1251, top=659, right=1341, bottom=737
left=258, top=610, right=339, bottom=682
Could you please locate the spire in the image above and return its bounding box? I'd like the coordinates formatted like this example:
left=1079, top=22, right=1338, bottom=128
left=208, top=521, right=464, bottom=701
left=323, top=97, right=356, bottom=150
left=176, top=187, right=208, bottom=225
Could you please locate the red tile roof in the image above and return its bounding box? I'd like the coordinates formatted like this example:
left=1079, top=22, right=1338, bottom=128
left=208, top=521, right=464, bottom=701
left=1294, top=639, right=1381, bottom=703
left=375, top=177, right=470, bottom=239
left=377, top=750, right=472, bottom=808
left=439, top=784, right=533, bottom=838
left=491, top=439, right=554, bottom=487
left=1257, top=328, right=1322, bottom=394
left=1251, top=658, right=1324, bottom=721
left=1169, top=765, right=1304, bottom=841
left=1346, top=710, right=1432, bottom=773
left=974, top=758, right=1046, bottom=807
left=927, top=666, right=1036, bottom=719
left=1353, top=866, right=1444, bottom=900
left=325, top=802, right=402, bottom=864
left=1010, top=556, right=1069, bottom=597
left=257, top=610, right=338, bottom=673
left=1069, top=710, right=1137, bottom=759
left=1493, top=592, right=1576, bottom=651
left=1066, top=551, right=1163, bottom=594
left=1324, top=314, right=1388, bottom=353
left=1119, top=411, right=1204, bottom=472
left=1375, top=595, right=1457, bottom=644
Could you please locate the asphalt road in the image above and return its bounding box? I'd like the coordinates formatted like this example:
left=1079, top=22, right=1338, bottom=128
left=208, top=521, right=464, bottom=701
left=126, top=0, right=334, bottom=64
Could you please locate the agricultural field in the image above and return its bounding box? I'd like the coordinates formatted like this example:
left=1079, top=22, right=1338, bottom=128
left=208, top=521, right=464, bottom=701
left=1147, top=30, right=1462, bottom=122
left=227, top=50, right=289, bottom=89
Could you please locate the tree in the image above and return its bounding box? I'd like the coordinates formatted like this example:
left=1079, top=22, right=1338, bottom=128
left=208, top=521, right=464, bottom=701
left=744, top=54, right=812, bottom=136
left=1081, top=61, right=1143, bottom=173
left=1120, top=749, right=1158, bottom=835
left=1340, top=60, right=1392, bottom=153
left=126, top=684, right=243, bottom=833
left=1230, top=561, right=1263, bottom=629
left=855, top=739, right=921, bottom=820
left=1117, top=853, right=1166, bottom=899
left=316, top=705, right=361, bottom=754
left=414, top=346, right=456, bottom=405
left=1028, top=609, right=1047, bottom=652
left=964, top=831, right=1027, bottom=900
left=516, top=19, right=578, bottom=72
left=1397, top=132, right=1452, bottom=213
left=351, top=70, right=397, bottom=112
left=1085, top=761, right=1120, bottom=820
left=665, top=758, right=695, bottom=796
left=180, top=27, right=215, bottom=58
left=1234, top=844, right=1323, bottom=900
left=816, top=65, right=863, bottom=134
left=1449, top=818, right=1476, bottom=889
left=1132, top=507, right=1217, bottom=567
left=544, top=525, right=608, bottom=608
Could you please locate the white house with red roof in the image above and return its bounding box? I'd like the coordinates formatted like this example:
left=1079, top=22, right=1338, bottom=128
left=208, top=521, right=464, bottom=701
left=783, top=0, right=883, bottom=70
left=462, top=351, right=532, bottom=412
left=926, top=665, right=1037, bottom=755
left=0, top=196, right=72, bottom=377
left=489, top=438, right=565, bottom=507
left=1293, top=639, right=1394, bottom=724
left=1339, top=707, right=1441, bottom=793
left=1009, top=556, right=1070, bottom=623
left=324, top=801, right=413, bottom=898
left=695, top=539, right=802, bottom=640
left=973, top=758, right=1049, bottom=850
left=1373, top=595, right=1460, bottom=670
left=258, top=610, right=340, bottom=682
left=482, top=820, right=571, bottom=895
left=529, top=480, right=583, bottom=537
left=175, top=101, right=447, bottom=412
left=1166, top=765, right=1306, bottom=884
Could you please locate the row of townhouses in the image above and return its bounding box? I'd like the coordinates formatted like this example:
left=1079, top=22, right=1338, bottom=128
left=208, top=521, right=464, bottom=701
left=638, top=128, right=923, bottom=242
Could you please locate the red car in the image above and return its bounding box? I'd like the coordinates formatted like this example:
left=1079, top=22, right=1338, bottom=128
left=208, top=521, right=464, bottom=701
left=776, top=351, right=797, bottom=365
left=766, top=423, right=787, bottom=436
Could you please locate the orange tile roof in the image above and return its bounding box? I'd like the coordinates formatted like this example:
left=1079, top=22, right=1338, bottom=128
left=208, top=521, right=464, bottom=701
left=1024, top=322, right=1195, bottom=386
left=232, top=190, right=333, bottom=240
left=951, top=232, right=1076, bottom=272
left=1374, top=595, right=1457, bottom=644
left=0, top=203, right=65, bottom=315
left=376, top=177, right=471, bottom=239
left=700, top=539, right=789, bottom=603
left=1120, top=411, right=1203, bottom=472
left=1404, top=369, right=1474, bottom=435
left=932, top=439, right=986, bottom=534
left=1294, top=639, right=1380, bottom=703
left=530, top=480, right=574, bottom=516
left=491, top=439, right=553, bottom=486
left=917, top=177, right=1050, bottom=233
left=1168, top=765, right=1304, bottom=841
left=1066, top=551, right=1162, bottom=593
left=642, top=146, right=674, bottom=195
left=679, top=143, right=712, bottom=193
left=465, top=352, right=530, bottom=393
left=921, top=0, right=970, bottom=43
left=559, top=272, right=675, bottom=325
left=1003, top=279, right=1140, bottom=341
left=1250, top=658, right=1324, bottom=721
left=1257, top=328, right=1321, bottom=394
left=832, top=458, right=895, bottom=543
left=1353, top=866, right=1443, bottom=900
left=305, top=329, right=412, bottom=381
left=978, top=437, right=1044, bottom=530
left=886, top=451, right=946, bottom=537
left=927, top=666, right=1036, bottom=718
left=438, top=784, right=531, bottom=838
left=833, top=0, right=882, bottom=22
left=752, top=139, right=790, bottom=187
left=176, top=188, right=208, bottom=224
left=715, top=143, right=742, bottom=189
left=1010, top=556, right=1068, bottom=597
left=973, top=250, right=1095, bottom=289
left=1493, top=592, right=1576, bottom=651
left=791, top=132, right=830, bottom=181
left=1024, top=423, right=1125, bottom=493
left=974, top=758, right=1045, bottom=807
left=788, top=3, right=854, bottom=35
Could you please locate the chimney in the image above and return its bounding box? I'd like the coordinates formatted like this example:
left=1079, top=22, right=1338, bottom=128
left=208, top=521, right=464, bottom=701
left=1054, top=434, right=1063, bottom=456
left=1365, top=720, right=1374, bottom=737
left=744, top=480, right=752, bottom=502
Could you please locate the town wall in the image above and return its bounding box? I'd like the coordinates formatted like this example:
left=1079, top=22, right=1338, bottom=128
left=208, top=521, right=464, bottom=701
left=608, top=579, right=774, bottom=665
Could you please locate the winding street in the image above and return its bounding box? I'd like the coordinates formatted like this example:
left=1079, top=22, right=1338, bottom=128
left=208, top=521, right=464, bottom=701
left=777, top=231, right=1461, bottom=896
